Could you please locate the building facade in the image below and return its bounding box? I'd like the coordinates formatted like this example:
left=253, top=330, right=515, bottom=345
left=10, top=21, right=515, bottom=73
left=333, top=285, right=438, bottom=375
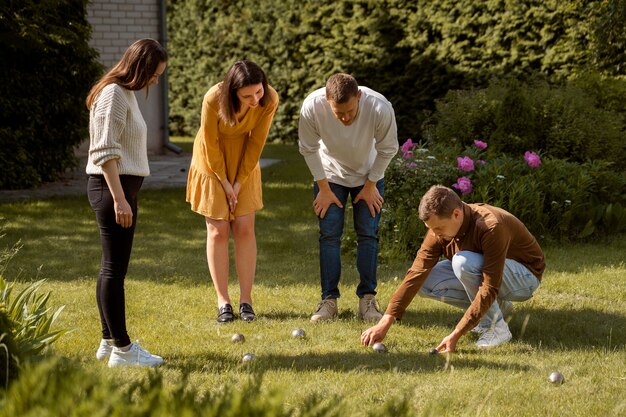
left=81, top=0, right=174, bottom=155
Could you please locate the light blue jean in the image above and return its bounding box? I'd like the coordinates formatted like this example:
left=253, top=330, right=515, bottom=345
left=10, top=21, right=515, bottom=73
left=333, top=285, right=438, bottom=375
left=314, top=179, right=384, bottom=299
left=418, top=251, right=540, bottom=327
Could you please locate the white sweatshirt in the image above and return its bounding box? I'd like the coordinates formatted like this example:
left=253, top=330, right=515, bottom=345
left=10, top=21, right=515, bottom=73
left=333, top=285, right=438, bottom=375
left=298, top=86, right=398, bottom=187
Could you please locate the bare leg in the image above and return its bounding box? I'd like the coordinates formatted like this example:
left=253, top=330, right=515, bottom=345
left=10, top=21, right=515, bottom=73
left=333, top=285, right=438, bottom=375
left=231, top=213, right=256, bottom=305
left=205, top=217, right=231, bottom=306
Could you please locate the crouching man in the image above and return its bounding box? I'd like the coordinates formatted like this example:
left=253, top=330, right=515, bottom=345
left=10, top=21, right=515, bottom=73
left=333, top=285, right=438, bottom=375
left=361, top=185, right=545, bottom=352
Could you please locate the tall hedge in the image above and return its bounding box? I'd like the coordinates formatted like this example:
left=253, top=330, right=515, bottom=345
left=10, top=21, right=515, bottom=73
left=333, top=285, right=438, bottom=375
left=167, top=0, right=626, bottom=143
left=0, top=0, right=101, bottom=189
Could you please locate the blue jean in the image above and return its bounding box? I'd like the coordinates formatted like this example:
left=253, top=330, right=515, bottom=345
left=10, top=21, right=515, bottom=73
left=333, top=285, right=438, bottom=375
left=418, top=251, right=540, bottom=327
left=314, top=180, right=384, bottom=299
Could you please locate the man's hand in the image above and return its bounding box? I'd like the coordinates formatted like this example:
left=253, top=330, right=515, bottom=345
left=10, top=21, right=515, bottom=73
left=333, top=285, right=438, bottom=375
left=433, top=329, right=462, bottom=353
left=360, top=314, right=396, bottom=346
left=353, top=180, right=383, bottom=217
left=314, top=179, right=343, bottom=218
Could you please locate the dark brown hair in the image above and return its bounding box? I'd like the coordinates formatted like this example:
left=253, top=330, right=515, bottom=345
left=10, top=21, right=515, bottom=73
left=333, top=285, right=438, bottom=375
left=325, top=73, right=359, bottom=104
left=218, top=60, right=269, bottom=126
left=86, top=38, right=168, bottom=109
left=418, top=185, right=463, bottom=221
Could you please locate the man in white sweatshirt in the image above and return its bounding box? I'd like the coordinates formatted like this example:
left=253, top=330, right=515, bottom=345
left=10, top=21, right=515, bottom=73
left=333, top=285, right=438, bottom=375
left=298, top=73, right=399, bottom=322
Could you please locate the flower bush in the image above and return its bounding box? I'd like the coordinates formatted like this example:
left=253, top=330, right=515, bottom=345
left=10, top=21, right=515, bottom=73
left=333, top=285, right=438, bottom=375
left=381, top=139, right=626, bottom=258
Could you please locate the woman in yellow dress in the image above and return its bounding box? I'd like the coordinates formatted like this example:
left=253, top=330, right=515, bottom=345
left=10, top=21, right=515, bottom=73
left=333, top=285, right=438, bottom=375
left=186, top=60, right=279, bottom=323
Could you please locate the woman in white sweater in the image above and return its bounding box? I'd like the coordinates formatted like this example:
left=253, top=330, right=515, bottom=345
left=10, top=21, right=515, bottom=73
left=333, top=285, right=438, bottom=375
left=85, top=39, right=167, bottom=368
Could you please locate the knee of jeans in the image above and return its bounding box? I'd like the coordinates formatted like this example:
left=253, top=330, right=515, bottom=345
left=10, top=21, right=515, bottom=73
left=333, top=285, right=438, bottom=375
left=451, top=251, right=483, bottom=277
left=417, top=287, right=431, bottom=299
left=499, top=287, right=535, bottom=302
left=320, top=217, right=344, bottom=239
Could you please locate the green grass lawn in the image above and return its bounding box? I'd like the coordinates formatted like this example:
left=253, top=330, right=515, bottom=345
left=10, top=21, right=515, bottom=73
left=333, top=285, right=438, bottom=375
left=1, top=143, right=625, bottom=416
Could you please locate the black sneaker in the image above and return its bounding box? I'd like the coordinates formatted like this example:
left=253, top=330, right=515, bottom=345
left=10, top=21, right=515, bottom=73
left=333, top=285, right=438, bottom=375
left=217, top=304, right=235, bottom=323
left=239, top=303, right=255, bottom=322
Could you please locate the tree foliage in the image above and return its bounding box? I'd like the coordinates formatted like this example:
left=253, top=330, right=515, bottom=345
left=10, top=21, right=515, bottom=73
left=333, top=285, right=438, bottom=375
left=0, top=0, right=101, bottom=189
left=167, top=0, right=626, bottom=143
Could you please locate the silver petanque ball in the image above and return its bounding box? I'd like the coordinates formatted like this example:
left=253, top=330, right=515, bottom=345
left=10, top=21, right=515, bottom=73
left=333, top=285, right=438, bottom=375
left=242, top=353, right=255, bottom=363
left=292, top=328, right=306, bottom=338
left=372, top=342, right=387, bottom=353
left=548, top=371, right=565, bottom=385
left=231, top=333, right=245, bottom=343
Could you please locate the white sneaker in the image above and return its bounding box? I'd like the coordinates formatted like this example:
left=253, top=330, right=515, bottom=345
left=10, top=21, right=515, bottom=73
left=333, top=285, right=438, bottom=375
left=311, top=299, right=338, bottom=322
left=108, top=341, right=164, bottom=368
left=471, top=324, right=489, bottom=334
left=358, top=294, right=383, bottom=322
left=476, top=320, right=512, bottom=347
left=96, top=339, right=113, bottom=361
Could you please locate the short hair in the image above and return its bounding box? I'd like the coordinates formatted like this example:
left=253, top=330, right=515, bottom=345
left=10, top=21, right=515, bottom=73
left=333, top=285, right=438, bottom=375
left=86, top=38, right=167, bottom=109
left=418, top=185, right=463, bottom=221
left=325, top=73, right=359, bottom=104
left=218, top=60, right=269, bottom=126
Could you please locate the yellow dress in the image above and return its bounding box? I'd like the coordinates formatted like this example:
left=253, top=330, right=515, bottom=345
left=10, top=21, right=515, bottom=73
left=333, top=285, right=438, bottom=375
left=186, top=84, right=279, bottom=220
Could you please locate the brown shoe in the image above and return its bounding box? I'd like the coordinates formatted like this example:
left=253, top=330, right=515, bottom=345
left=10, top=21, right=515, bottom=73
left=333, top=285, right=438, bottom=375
left=310, top=299, right=338, bottom=322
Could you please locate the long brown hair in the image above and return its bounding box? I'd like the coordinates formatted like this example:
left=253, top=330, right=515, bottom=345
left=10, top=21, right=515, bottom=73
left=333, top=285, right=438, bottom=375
left=217, top=60, right=269, bottom=126
left=86, top=38, right=168, bottom=109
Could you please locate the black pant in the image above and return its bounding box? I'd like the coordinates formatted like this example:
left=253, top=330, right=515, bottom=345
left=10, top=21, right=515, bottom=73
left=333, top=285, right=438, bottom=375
left=88, top=175, right=143, bottom=347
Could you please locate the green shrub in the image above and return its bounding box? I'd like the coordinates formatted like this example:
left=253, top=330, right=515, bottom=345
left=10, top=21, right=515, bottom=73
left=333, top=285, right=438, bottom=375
left=0, top=312, right=20, bottom=390
left=0, top=358, right=343, bottom=417
left=0, top=0, right=101, bottom=189
left=431, top=75, right=626, bottom=170
left=167, top=0, right=626, bottom=143
left=381, top=140, right=626, bottom=258
left=0, top=228, right=68, bottom=389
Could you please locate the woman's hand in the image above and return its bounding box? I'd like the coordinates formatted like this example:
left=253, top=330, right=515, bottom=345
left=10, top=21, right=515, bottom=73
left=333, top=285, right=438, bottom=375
left=221, top=179, right=237, bottom=213
left=114, top=199, right=133, bottom=228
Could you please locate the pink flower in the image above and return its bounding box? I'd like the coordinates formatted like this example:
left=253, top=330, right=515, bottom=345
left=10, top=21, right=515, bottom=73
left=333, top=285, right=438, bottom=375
left=401, top=138, right=415, bottom=159
left=405, top=162, right=417, bottom=168
left=524, top=151, right=541, bottom=168
left=457, top=156, right=475, bottom=172
left=477, top=159, right=486, bottom=165
left=401, top=138, right=415, bottom=154
left=474, top=140, right=488, bottom=150
left=452, top=177, right=473, bottom=195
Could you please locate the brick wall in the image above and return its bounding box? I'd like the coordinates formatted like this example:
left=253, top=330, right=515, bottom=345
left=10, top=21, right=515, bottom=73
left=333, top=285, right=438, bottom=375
left=80, top=0, right=167, bottom=155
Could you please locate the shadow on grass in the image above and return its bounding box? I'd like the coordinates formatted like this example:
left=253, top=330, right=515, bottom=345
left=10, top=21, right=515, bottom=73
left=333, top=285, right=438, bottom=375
left=398, top=306, right=625, bottom=351
left=507, top=306, right=625, bottom=350
left=164, top=350, right=532, bottom=375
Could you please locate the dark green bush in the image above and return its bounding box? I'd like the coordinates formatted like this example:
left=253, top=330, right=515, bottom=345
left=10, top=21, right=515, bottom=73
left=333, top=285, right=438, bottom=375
left=0, top=0, right=101, bottom=189
left=381, top=140, right=626, bottom=258
left=430, top=76, right=626, bottom=170
left=167, top=0, right=626, bottom=143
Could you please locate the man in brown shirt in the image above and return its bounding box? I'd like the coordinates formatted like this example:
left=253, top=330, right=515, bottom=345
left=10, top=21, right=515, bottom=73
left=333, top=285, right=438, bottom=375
left=360, top=185, right=545, bottom=351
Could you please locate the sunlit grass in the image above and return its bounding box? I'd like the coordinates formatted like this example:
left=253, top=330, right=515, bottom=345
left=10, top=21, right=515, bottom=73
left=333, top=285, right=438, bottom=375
left=1, top=143, right=625, bottom=416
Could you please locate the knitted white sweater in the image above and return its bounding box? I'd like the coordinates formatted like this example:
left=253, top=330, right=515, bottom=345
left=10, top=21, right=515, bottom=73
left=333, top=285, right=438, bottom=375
left=86, top=83, right=150, bottom=176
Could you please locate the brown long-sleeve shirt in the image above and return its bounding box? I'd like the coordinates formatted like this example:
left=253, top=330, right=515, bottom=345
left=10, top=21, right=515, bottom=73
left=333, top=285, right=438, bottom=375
left=385, top=203, right=545, bottom=335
